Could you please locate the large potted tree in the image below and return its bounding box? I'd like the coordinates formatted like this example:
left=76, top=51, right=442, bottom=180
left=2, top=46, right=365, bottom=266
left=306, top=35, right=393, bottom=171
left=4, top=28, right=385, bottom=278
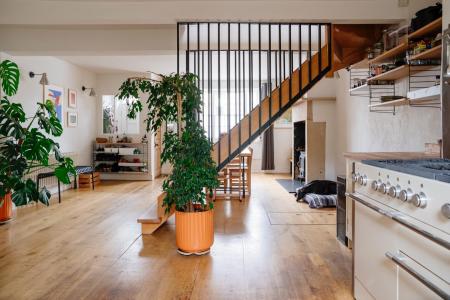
left=118, top=73, right=218, bottom=255
left=0, top=59, right=76, bottom=222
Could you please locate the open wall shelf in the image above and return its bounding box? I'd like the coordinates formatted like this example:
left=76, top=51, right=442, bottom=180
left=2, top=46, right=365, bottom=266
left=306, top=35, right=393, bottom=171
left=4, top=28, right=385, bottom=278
left=349, top=84, right=368, bottom=93
left=93, top=142, right=150, bottom=178
left=368, top=96, right=440, bottom=109
left=408, top=17, right=442, bottom=39
left=367, top=65, right=435, bottom=82
left=368, top=98, right=408, bottom=108
left=409, top=44, right=442, bottom=60
left=348, top=16, right=442, bottom=115
left=368, top=42, right=408, bottom=64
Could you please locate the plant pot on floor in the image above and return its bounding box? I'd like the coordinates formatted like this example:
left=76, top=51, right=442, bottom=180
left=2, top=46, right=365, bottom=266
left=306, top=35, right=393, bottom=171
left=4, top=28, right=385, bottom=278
left=175, top=209, right=214, bottom=255
left=0, top=193, right=13, bottom=223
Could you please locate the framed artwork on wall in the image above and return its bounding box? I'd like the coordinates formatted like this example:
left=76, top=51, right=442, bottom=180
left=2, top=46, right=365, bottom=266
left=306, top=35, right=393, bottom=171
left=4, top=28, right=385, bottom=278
left=67, top=112, right=78, bottom=127
left=44, top=85, right=64, bottom=123
left=68, top=89, right=77, bottom=108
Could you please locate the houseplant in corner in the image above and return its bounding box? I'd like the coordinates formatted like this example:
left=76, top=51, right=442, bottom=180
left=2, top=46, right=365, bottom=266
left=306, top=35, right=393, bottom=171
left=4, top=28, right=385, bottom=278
left=117, top=73, right=218, bottom=255
left=0, top=59, right=76, bottom=222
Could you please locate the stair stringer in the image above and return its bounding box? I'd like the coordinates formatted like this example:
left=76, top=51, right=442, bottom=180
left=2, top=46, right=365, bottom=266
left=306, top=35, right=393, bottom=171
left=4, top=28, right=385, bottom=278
left=213, top=46, right=332, bottom=171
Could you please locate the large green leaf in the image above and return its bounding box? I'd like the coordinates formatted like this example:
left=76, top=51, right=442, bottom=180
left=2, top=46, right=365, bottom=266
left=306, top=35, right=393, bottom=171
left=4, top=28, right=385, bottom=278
left=38, top=113, right=63, bottom=137
left=21, top=128, right=53, bottom=166
left=11, top=178, right=39, bottom=206
left=0, top=97, right=25, bottom=139
left=0, top=60, right=20, bottom=96
left=38, top=187, right=51, bottom=206
left=0, top=118, right=23, bottom=139
left=55, top=157, right=76, bottom=184
left=1, top=97, right=26, bottom=122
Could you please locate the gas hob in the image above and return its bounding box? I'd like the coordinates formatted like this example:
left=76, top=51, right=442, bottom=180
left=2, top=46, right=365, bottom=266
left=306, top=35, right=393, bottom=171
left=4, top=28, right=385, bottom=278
left=361, top=159, right=450, bottom=183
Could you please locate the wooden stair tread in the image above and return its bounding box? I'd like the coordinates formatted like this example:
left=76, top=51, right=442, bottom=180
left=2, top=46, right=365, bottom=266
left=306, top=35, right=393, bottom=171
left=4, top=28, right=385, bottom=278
left=137, top=192, right=174, bottom=234
left=137, top=204, right=161, bottom=224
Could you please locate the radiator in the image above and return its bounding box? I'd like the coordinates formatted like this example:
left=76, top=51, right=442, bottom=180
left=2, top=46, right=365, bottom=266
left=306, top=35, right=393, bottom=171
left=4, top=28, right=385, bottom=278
left=24, top=152, right=79, bottom=195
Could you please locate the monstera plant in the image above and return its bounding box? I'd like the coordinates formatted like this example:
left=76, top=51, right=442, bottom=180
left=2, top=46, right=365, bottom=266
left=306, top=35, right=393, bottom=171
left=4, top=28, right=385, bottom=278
left=0, top=59, right=75, bottom=221
left=117, top=73, right=218, bottom=255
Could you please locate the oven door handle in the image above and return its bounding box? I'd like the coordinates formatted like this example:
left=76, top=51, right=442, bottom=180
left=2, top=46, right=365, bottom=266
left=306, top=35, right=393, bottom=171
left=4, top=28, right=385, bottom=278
left=385, top=252, right=449, bottom=299
left=347, top=193, right=450, bottom=250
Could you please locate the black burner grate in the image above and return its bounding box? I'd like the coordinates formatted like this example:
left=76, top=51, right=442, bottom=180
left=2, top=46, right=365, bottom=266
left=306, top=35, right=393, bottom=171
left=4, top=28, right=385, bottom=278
left=362, top=159, right=450, bottom=183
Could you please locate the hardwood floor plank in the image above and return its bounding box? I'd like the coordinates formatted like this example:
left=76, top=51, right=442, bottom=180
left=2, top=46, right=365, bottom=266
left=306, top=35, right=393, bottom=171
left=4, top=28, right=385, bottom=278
left=0, top=174, right=351, bottom=300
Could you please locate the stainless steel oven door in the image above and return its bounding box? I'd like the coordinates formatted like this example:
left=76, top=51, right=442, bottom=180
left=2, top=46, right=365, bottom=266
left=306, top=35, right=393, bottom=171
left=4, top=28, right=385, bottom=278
left=353, top=193, right=399, bottom=299
left=386, top=251, right=449, bottom=300
left=350, top=193, right=450, bottom=300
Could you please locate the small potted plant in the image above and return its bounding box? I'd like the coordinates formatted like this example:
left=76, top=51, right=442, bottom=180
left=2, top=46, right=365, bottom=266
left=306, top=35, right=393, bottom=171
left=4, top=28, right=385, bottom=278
left=0, top=59, right=76, bottom=222
left=118, top=73, right=218, bottom=255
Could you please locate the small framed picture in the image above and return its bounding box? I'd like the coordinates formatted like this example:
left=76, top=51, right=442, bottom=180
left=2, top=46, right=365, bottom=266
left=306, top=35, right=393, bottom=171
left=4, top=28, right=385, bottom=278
left=67, top=112, right=78, bottom=127
left=68, top=89, right=77, bottom=108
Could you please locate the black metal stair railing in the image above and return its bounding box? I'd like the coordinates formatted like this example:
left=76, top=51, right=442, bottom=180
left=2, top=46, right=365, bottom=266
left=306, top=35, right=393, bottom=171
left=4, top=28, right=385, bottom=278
left=177, top=22, right=332, bottom=170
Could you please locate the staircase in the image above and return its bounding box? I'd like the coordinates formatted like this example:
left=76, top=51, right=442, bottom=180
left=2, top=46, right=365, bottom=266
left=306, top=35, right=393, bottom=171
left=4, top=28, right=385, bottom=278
left=211, top=46, right=330, bottom=170
left=177, top=22, right=332, bottom=170
left=138, top=22, right=332, bottom=234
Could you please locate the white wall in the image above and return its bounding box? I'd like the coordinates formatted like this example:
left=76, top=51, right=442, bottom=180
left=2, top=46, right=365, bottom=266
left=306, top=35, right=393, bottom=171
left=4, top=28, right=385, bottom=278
left=1, top=53, right=97, bottom=165
left=334, top=70, right=442, bottom=176
left=250, top=125, right=293, bottom=174
left=312, top=101, right=337, bottom=180
left=444, top=0, right=450, bottom=28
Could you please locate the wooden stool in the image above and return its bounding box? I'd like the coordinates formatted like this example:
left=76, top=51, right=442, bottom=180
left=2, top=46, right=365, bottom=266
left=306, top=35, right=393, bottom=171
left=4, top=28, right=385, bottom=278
left=78, top=172, right=100, bottom=189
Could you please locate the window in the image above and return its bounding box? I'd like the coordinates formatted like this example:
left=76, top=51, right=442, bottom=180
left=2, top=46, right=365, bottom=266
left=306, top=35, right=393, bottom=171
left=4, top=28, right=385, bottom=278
left=102, top=95, right=140, bottom=135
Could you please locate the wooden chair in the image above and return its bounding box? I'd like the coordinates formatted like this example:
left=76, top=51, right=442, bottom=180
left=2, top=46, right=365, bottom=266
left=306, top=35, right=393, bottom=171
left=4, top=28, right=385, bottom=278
left=243, top=147, right=253, bottom=196
left=227, top=166, right=243, bottom=201
left=214, top=169, right=228, bottom=200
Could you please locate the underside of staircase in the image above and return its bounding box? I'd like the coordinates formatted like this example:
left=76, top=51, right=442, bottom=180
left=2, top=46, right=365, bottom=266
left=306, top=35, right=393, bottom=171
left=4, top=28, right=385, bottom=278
left=212, top=46, right=330, bottom=170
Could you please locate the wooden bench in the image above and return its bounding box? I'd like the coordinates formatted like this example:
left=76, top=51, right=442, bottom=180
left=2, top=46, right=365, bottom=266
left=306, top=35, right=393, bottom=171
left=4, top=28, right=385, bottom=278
left=137, top=192, right=174, bottom=235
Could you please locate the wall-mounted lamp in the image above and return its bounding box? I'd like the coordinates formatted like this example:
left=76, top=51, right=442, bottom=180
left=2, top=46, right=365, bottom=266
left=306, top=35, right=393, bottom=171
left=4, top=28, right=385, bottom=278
left=82, top=86, right=96, bottom=97
left=29, top=71, right=49, bottom=85
left=29, top=71, right=49, bottom=103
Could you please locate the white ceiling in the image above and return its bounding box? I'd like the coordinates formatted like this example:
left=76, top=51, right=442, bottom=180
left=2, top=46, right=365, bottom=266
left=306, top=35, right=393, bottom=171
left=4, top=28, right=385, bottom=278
left=0, top=0, right=409, bottom=25
left=57, top=55, right=177, bottom=74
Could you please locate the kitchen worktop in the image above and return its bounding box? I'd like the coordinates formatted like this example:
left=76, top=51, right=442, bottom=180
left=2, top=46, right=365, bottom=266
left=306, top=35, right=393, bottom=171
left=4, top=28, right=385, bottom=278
left=343, top=151, right=439, bottom=161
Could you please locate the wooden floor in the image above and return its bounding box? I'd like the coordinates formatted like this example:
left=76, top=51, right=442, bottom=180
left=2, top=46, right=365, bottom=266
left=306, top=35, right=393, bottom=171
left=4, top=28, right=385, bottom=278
left=0, top=174, right=352, bottom=300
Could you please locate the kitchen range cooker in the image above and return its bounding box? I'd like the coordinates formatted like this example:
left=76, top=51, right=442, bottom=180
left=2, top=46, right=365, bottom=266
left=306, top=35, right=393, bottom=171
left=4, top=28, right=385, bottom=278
left=348, top=159, right=449, bottom=300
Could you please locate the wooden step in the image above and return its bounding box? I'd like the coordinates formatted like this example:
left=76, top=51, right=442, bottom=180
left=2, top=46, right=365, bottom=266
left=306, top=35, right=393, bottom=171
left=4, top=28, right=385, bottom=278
left=137, top=192, right=174, bottom=235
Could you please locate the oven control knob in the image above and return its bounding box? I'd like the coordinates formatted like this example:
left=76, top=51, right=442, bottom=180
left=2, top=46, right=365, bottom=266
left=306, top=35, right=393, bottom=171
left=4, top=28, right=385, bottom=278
left=441, top=204, right=450, bottom=219
left=388, top=185, right=400, bottom=198
left=399, top=188, right=413, bottom=202
left=352, top=173, right=360, bottom=183
left=411, top=192, right=427, bottom=208
left=371, top=180, right=380, bottom=191
left=358, top=175, right=368, bottom=186
left=378, top=182, right=388, bottom=194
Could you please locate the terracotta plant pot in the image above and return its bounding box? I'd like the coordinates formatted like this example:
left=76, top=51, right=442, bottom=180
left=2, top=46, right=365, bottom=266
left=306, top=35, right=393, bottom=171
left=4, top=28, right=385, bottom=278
left=0, top=193, right=13, bottom=223
left=175, top=209, right=214, bottom=255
